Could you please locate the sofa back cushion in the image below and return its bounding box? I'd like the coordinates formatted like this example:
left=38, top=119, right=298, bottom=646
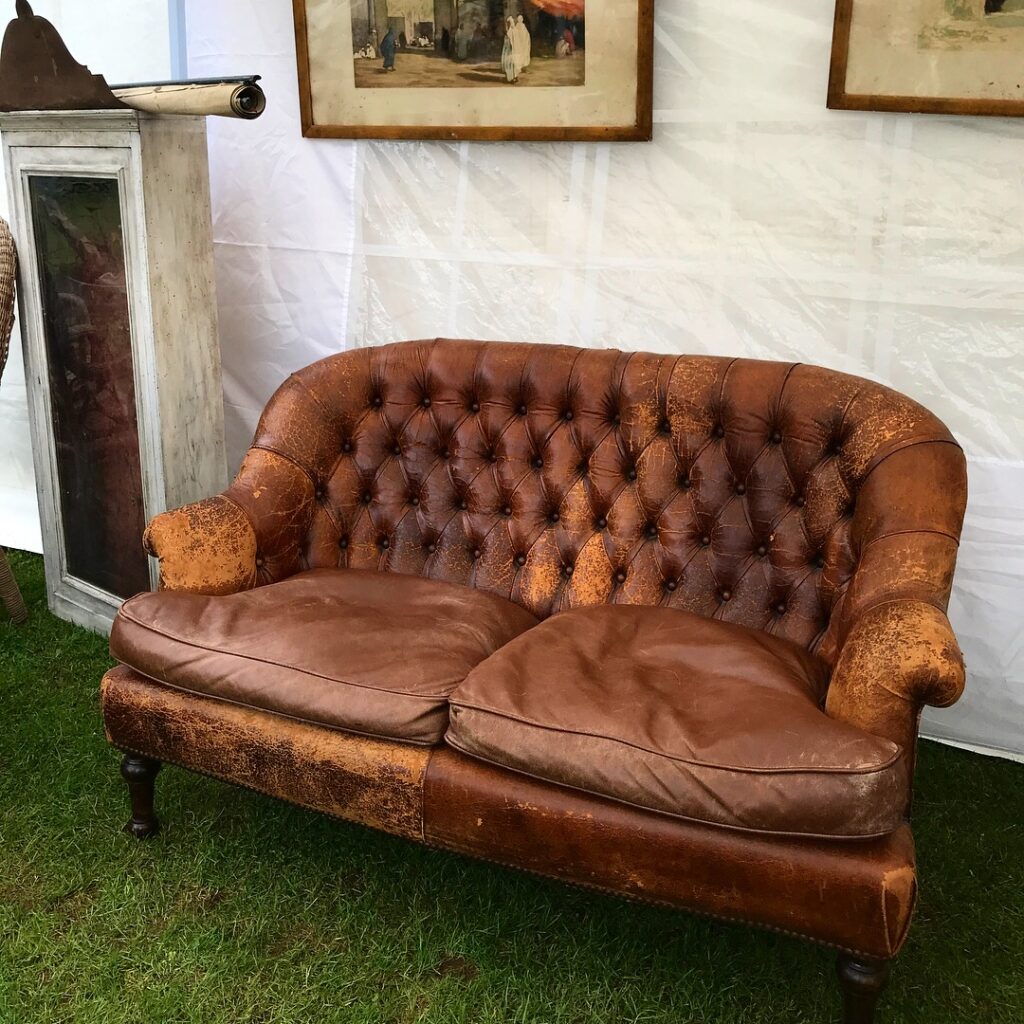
left=233, top=339, right=966, bottom=663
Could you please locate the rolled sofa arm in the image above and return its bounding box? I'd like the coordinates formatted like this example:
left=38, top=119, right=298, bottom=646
left=144, top=494, right=258, bottom=595
left=143, top=443, right=320, bottom=595
left=826, top=600, right=966, bottom=755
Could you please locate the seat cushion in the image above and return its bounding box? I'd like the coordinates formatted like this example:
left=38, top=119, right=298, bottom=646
left=110, top=568, right=539, bottom=745
left=446, top=605, right=909, bottom=838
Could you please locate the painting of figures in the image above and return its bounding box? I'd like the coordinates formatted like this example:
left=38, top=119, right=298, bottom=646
left=350, top=0, right=585, bottom=88
left=829, top=0, right=1024, bottom=116
left=292, top=0, right=651, bottom=139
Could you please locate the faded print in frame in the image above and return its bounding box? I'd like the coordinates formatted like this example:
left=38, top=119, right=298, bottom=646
left=829, top=0, right=1024, bottom=116
left=292, top=0, right=654, bottom=140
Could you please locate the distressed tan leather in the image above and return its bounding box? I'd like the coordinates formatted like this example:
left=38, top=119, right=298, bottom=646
left=447, top=604, right=908, bottom=838
left=101, top=667, right=918, bottom=958
left=143, top=341, right=965, bottom=662
left=110, top=339, right=969, bottom=965
left=144, top=495, right=257, bottom=595
left=423, top=746, right=919, bottom=960
left=111, top=567, right=537, bottom=745
left=102, top=666, right=429, bottom=840
left=827, top=600, right=965, bottom=758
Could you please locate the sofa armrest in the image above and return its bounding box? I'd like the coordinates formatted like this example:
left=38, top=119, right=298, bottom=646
left=825, top=599, right=965, bottom=755
left=144, top=495, right=258, bottom=595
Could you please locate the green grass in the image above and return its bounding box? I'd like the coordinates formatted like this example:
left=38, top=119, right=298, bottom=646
left=0, top=550, right=1021, bottom=1024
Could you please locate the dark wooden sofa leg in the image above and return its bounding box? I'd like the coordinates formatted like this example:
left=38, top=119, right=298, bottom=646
left=836, top=955, right=890, bottom=1024
left=120, top=754, right=162, bottom=839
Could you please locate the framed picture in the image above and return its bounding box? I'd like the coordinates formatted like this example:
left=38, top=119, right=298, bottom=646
left=828, top=1, right=1024, bottom=117
left=291, top=0, right=654, bottom=141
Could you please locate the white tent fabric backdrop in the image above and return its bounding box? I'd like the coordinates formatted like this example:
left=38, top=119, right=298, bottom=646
left=1, top=1, right=1022, bottom=758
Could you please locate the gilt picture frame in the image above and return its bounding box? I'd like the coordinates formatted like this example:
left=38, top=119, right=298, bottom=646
left=828, top=0, right=1024, bottom=117
left=291, top=0, right=654, bottom=140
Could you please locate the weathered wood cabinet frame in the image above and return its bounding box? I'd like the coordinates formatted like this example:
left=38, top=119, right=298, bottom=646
left=0, top=110, right=227, bottom=634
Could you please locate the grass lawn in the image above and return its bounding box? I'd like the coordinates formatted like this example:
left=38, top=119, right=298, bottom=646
left=1, top=549, right=1022, bottom=1023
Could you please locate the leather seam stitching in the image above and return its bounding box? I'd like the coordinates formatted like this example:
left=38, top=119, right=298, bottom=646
left=859, top=526, right=961, bottom=549
left=249, top=443, right=318, bottom=488
left=860, top=436, right=963, bottom=481
left=443, top=734, right=904, bottom=840
left=115, top=609, right=471, bottom=703
left=109, top=668, right=441, bottom=746
left=419, top=832, right=898, bottom=961
left=447, top=704, right=902, bottom=775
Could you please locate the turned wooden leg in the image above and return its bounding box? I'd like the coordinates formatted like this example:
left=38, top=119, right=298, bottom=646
left=836, top=955, right=890, bottom=1024
left=120, top=754, right=161, bottom=839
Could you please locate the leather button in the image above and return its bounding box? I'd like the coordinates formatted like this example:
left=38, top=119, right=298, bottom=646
left=795, top=495, right=805, bottom=507
left=735, top=483, right=746, bottom=495
left=532, top=456, right=544, bottom=470
left=625, top=467, right=637, bottom=482
left=502, top=505, right=512, bottom=517
left=421, top=397, right=432, bottom=408
left=486, top=450, right=498, bottom=463
left=562, top=563, right=573, bottom=576
left=372, top=395, right=383, bottom=408
left=255, top=556, right=265, bottom=568
left=472, top=548, right=482, bottom=559
left=679, top=475, right=692, bottom=490
left=595, top=516, right=608, bottom=529
left=612, top=413, right=621, bottom=426
left=775, top=602, right=787, bottom=615
left=440, top=448, right=451, bottom=460
left=770, top=431, right=782, bottom=444
left=342, top=440, right=353, bottom=453
left=659, top=418, right=671, bottom=434
left=714, top=424, right=725, bottom=438
left=813, top=554, right=825, bottom=569
left=515, top=553, right=527, bottom=566
left=362, top=492, right=373, bottom=504
left=517, top=403, right=528, bottom=416
left=338, top=537, right=348, bottom=550
left=563, top=410, right=574, bottom=422
left=379, top=538, right=390, bottom=551
left=701, top=534, right=711, bottom=547
left=720, top=588, right=732, bottom=602
left=549, top=511, right=560, bottom=524
left=426, top=543, right=436, bottom=554
left=664, top=579, right=677, bottom=592
left=409, top=496, right=420, bottom=507
left=646, top=523, right=658, bottom=538
left=391, top=444, right=402, bottom=456
left=756, top=544, right=768, bottom=557
left=470, top=400, right=480, bottom=413
left=458, top=499, right=468, bottom=510
left=315, top=489, right=325, bottom=500
left=615, top=570, right=627, bottom=584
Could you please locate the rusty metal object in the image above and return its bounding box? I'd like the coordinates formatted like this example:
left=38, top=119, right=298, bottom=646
left=0, top=1, right=127, bottom=112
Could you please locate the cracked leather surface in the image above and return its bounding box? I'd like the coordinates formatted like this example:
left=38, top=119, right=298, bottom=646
left=111, top=338, right=968, bottom=963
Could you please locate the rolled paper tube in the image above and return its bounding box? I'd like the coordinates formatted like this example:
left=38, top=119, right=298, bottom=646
left=112, top=81, right=266, bottom=119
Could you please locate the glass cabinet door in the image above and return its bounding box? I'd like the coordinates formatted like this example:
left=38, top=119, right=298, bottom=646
left=28, top=175, right=150, bottom=598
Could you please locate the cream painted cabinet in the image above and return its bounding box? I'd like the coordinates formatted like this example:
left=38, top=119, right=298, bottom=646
left=1, top=110, right=226, bottom=634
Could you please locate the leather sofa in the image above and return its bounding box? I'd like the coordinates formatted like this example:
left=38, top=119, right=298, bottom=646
left=101, top=339, right=968, bottom=1023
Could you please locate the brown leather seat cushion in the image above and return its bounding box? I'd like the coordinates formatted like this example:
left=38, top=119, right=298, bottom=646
left=110, top=568, right=538, bottom=745
left=446, top=605, right=909, bottom=838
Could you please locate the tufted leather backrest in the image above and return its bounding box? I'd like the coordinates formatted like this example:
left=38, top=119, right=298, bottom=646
left=228, top=339, right=966, bottom=665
